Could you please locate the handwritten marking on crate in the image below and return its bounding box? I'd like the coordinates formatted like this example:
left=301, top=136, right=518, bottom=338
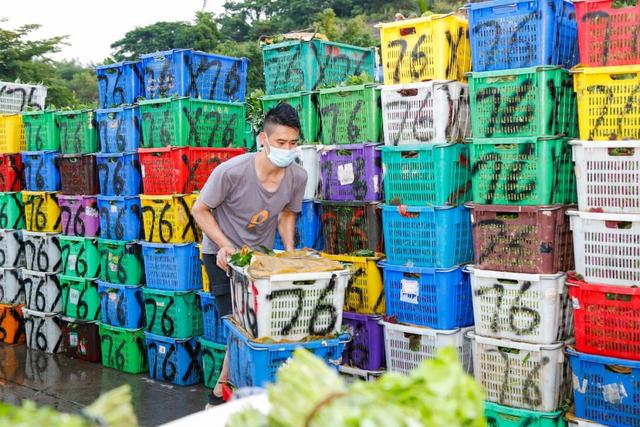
left=24, top=237, right=60, bottom=272
left=201, top=346, right=223, bottom=385
left=24, top=194, right=60, bottom=232
left=0, top=194, right=24, bottom=229
left=147, top=340, right=201, bottom=383
left=98, top=115, right=142, bottom=152
left=0, top=232, right=24, bottom=268
left=23, top=155, right=49, bottom=191
left=320, top=157, right=368, bottom=200
left=96, top=158, right=135, bottom=196
left=475, top=281, right=541, bottom=335
left=0, top=156, right=24, bottom=191
left=64, top=285, right=100, bottom=320
left=579, top=11, right=640, bottom=66
left=476, top=219, right=542, bottom=267
left=319, top=100, right=365, bottom=145
left=586, top=83, right=640, bottom=140
left=24, top=316, right=62, bottom=353
left=60, top=202, right=97, bottom=237
left=101, top=332, right=141, bottom=371
left=60, top=243, right=91, bottom=278
left=100, top=288, right=144, bottom=327
left=344, top=322, right=372, bottom=368
left=344, top=267, right=384, bottom=313
left=321, top=207, right=371, bottom=254
left=141, top=198, right=197, bottom=243
left=144, top=297, right=177, bottom=336
left=99, top=247, right=141, bottom=284
left=0, top=269, right=24, bottom=304
left=0, top=84, right=44, bottom=111
left=99, top=203, right=140, bottom=241
left=58, top=117, right=95, bottom=153
left=0, top=307, right=24, bottom=343
left=96, top=66, right=143, bottom=108
left=24, top=274, right=61, bottom=312
left=490, top=348, right=550, bottom=407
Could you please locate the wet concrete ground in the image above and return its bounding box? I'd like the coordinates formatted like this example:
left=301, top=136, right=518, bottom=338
left=0, top=343, right=211, bottom=426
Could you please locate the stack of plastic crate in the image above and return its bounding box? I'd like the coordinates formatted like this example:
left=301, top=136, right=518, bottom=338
left=374, top=12, right=475, bottom=377
left=565, top=1, right=640, bottom=426
left=465, top=0, right=579, bottom=424
left=0, top=82, right=47, bottom=114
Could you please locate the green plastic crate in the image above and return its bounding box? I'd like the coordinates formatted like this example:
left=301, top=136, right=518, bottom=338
left=54, top=109, right=99, bottom=154
left=0, top=191, right=24, bottom=229
left=318, top=84, right=381, bottom=145
left=470, top=136, right=576, bottom=205
left=60, top=275, right=101, bottom=321
left=485, top=402, right=566, bottom=427
left=262, top=39, right=376, bottom=95
left=21, top=110, right=60, bottom=151
left=98, top=323, right=148, bottom=374
left=468, top=66, right=578, bottom=139
left=262, top=92, right=320, bottom=143
left=200, top=338, right=226, bottom=388
left=142, top=288, right=202, bottom=339
left=59, top=236, right=101, bottom=279
left=97, top=239, right=143, bottom=285
left=139, top=97, right=246, bottom=148
left=382, top=144, right=472, bottom=206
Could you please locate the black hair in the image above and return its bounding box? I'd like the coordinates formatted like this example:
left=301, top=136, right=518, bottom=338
left=264, top=102, right=301, bottom=134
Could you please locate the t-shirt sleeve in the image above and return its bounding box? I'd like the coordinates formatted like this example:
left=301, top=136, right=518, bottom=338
left=198, top=165, right=232, bottom=209
left=286, top=168, right=308, bottom=213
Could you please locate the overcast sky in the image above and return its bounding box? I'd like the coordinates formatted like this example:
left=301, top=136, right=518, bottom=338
left=2, top=0, right=225, bottom=65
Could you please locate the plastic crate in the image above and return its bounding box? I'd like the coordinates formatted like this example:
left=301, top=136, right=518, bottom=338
left=469, top=67, right=578, bottom=139
left=22, top=191, right=60, bottom=233
left=141, top=242, right=201, bottom=291
left=22, top=231, right=61, bottom=272
left=230, top=264, right=349, bottom=341
left=198, top=244, right=209, bottom=292
left=226, top=317, right=348, bottom=388
left=58, top=236, right=100, bottom=279
left=23, top=308, right=63, bottom=353
left=199, top=291, right=229, bottom=345
left=96, top=61, right=143, bottom=108
left=0, top=304, right=25, bottom=344
left=468, top=204, right=574, bottom=274
left=296, top=145, right=320, bottom=200
left=96, top=106, right=142, bottom=153
left=57, top=154, right=98, bottom=195
left=0, top=229, right=24, bottom=268
left=144, top=332, right=201, bottom=386
left=381, top=143, right=472, bottom=206
left=140, top=194, right=200, bottom=243
left=22, top=111, right=60, bottom=151
left=573, top=65, right=640, bottom=141
left=338, top=365, right=384, bottom=383
left=22, top=269, right=62, bottom=313
left=319, top=143, right=382, bottom=201
left=575, top=0, right=640, bottom=67
left=468, top=0, right=578, bottom=72
left=0, top=267, right=24, bottom=305
left=377, top=14, right=471, bottom=84
left=60, top=275, right=101, bottom=320
left=199, top=338, right=225, bottom=388
left=571, top=140, right=640, bottom=213
left=318, top=84, right=381, bottom=146
left=96, top=196, right=142, bottom=241
left=138, top=147, right=190, bottom=195
left=470, top=136, right=576, bottom=205
left=61, top=319, right=101, bottom=362
left=55, top=110, right=98, bottom=154
left=98, top=281, right=145, bottom=329
left=569, top=210, right=640, bottom=286
left=0, top=153, right=24, bottom=192
left=381, top=81, right=471, bottom=146
left=0, top=82, right=46, bottom=114
left=565, top=416, right=605, bottom=427
left=469, top=267, right=571, bottom=344
left=262, top=92, right=320, bottom=142
left=381, top=204, right=473, bottom=268
left=142, top=288, right=202, bottom=339
left=262, top=39, right=376, bottom=95
left=98, top=323, right=147, bottom=374
left=0, top=114, right=25, bottom=153
left=58, top=195, right=100, bottom=238
left=0, top=192, right=24, bottom=230
left=187, top=147, right=246, bottom=193
left=97, top=239, right=143, bottom=286
left=274, top=200, right=324, bottom=251
left=341, top=312, right=385, bottom=371
left=140, top=49, right=249, bottom=101
left=485, top=402, right=566, bottom=427
left=381, top=263, right=473, bottom=329
left=319, top=201, right=383, bottom=255
left=382, top=321, right=472, bottom=375
left=569, top=349, right=640, bottom=427
left=96, top=152, right=141, bottom=196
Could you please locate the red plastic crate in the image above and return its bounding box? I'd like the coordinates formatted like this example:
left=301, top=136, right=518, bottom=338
left=139, top=147, right=189, bottom=195
left=575, top=0, right=640, bottom=67
left=0, top=154, right=23, bottom=192
left=568, top=274, right=640, bottom=361
left=188, top=147, right=245, bottom=193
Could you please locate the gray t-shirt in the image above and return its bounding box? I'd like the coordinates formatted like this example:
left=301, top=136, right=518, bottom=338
left=198, top=153, right=307, bottom=254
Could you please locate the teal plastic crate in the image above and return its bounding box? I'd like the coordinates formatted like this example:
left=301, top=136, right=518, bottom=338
left=142, top=288, right=202, bottom=339
left=485, top=402, right=566, bottom=426
left=262, top=92, right=320, bottom=143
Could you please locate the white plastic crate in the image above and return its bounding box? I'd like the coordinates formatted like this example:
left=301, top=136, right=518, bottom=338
left=23, top=308, right=64, bottom=353
left=468, top=267, right=572, bottom=344
left=565, top=414, right=606, bottom=427
left=0, top=229, right=24, bottom=268
left=296, top=145, right=320, bottom=199
left=338, top=365, right=384, bottom=384
left=230, top=264, right=350, bottom=341
left=0, top=82, right=47, bottom=113
left=469, top=332, right=569, bottom=412
left=569, top=210, right=640, bottom=286
left=572, top=140, right=640, bottom=214
left=381, top=81, right=470, bottom=146
left=22, top=269, right=62, bottom=313
left=0, top=267, right=23, bottom=305
left=22, top=231, right=61, bottom=273
left=382, top=321, right=473, bottom=375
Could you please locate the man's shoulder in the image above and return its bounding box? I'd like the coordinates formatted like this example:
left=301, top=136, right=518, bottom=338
left=289, top=161, right=308, bottom=181
left=217, top=152, right=255, bottom=177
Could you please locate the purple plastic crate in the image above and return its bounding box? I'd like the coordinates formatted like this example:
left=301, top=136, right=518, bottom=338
left=58, top=195, right=100, bottom=238
left=320, top=143, right=382, bottom=202
left=341, top=312, right=385, bottom=371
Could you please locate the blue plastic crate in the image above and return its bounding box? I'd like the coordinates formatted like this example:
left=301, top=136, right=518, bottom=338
left=141, top=242, right=202, bottom=291
left=96, top=61, right=143, bottom=108
left=568, top=349, right=640, bottom=427
left=381, top=205, right=473, bottom=268
left=199, top=291, right=228, bottom=345
left=96, top=196, right=141, bottom=241
left=96, top=106, right=142, bottom=153
left=96, top=153, right=141, bottom=196
left=226, top=318, right=348, bottom=388
left=140, top=49, right=249, bottom=102
left=144, top=332, right=202, bottom=386
left=467, top=0, right=578, bottom=72
left=98, top=281, right=145, bottom=329
left=274, top=200, right=323, bottom=251
left=380, top=263, right=474, bottom=329
left=22, top=151, right=60, bottom=191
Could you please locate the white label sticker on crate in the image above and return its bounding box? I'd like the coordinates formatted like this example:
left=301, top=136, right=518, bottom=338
left=69, top=332, right=78, bottom=347
left=571, top=296, right=580, bottom=310
left=141, top=165, right=146, bottom=178
left=602, top=382, right=628, bottom=404
left=159, top=345, right=166, bottom=354
left=110, top=204, right=118, bottom=213
left=70, top=288, right=80, bottom=305
left=109, top=292, right=117, bottom=302
left=85, top=206, right=98, bottom=217
left=337, top=163, right=355, bottom=186
left=400, top=279, right=419, bottom=304
left=110, top=262, right=118, bottom=272
left=68, top=255, right=77, bottom=272
left=373, top=175, right=379, bottom=193
left=156, top=301, right=165, bottom=307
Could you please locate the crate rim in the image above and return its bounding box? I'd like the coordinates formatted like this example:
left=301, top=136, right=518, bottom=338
left=21, top=109, right=56, bottom=117
left=57, top=153, right=96, bottom=159
left=229, top=262, right=351, bottom=282
left=57, top=194, right=97, bottom=201
left=380, top=142, right=462, bottom=152
left=22, top=149, right=59, bottom=155
left=567, top=347, right=640, bottom=367
left=465, top=202, right=568, bottom=213
left=381, top=319, right=469, bottom=336
left=96, top=195, right=140, bottom=202
left=137, top=96, right=245, bottom=108
left=58, top=235, right=98, bottom=243
left=316, top=200, right=380, bottom=207
left=97, top=280, right=143, bottom=291
left=96, top=152, right=139, bottom=159
left=60, top=316, right=99, bottom=325
left=380, top=80, right=466, bottom=91
left=471, top=136, right=567, bottom=145
left=466, top=265, right=566, bottom=281
left=22, top=190, right=57, bottom=196
left=566, top=274, right=640, bottom=295
left=342, top=311, right=383, bottom=322
left=320, top=142, right=382, bottom=152
left=199, top=336, right=226, bottom=350
left=466, top=0, right=573, bottom=10
left=262, top=91, right=318, bottom=101
left=376, top=12, right=464, bottom=28
left=98, top=322, right=145, bottom=333
left=21, top=268, right=57, bottom=278
left=469, top=65, right=567, bottom=79
left=95, top=105, right=139, bottom=114
left=468, top=330, right=565, bottom=351
left=378, top=261, right=463, bottom=274
left=381, top=204, right=462, bottom=212
left=144, top=330, right=197, bottom=343
left=569, top=139, right=640, bottom=148
left=95, top=60, right=140, bottom=71
left=141, top=287, right=195, bottom=297
left=21, top=230, right=59, bottom=237
left=338, top=365, right=385, bottom=376
left=484, top=401, right=564, bottom=419
left=139, top=194, right=193, bottom=201
left=138, top=146, right=187, bottom=154
left=570, top=64, right=640, bottom=75
left=189, top=146, right=246, bottom=154
left=97, top=238, right=139, bottom=246
left=140, top=241, right=195, bottom=249
left=139, top=48, right=192, bottom=59
left=54, top=109, right=94, bottom=116
left=261, top=38, right=375, bottom=53
left=318, top=83, right=380, bottom=95
left=22, top=307, right=59, bottom=318
left=567, top=210, right=640, bottom=222
left=59, top=274, right=97, bottom=284
left=320, top=252, right=385, bottom=262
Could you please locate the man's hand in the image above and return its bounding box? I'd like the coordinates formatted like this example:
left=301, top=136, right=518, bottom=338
left=216, top=246, right=236, bottom=271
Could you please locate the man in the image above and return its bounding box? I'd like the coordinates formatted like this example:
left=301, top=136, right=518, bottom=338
left=191, top=103, right=307, bottom=402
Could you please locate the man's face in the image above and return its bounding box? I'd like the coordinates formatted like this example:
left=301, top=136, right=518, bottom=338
left=262, top=124, right=300, bottom=152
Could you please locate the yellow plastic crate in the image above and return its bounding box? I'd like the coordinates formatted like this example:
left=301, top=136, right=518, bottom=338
left=377, top=14, right=471, bottom=84
left=0, top=114, right=25, bottom=154
left=573, top=65, right=640, bottom=140
left=321, top=253, right=385, bottom=315
left=22, top=191, right=61, bottom=233
left=198, top=243, right=210, bottom=292
left=140, top=194, right=201, bottom=243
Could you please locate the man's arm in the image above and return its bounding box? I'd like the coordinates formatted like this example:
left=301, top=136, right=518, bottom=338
left=192, top=199, right=235, bottom=271
left=277, top=208, right=297, bottom=252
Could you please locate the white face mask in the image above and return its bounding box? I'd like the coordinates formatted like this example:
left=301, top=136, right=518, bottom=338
left=264, top=136, right=298, bottom=168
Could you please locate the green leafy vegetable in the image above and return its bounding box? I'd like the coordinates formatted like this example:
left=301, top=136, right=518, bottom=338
left=230, top=247, right=254, bottom=267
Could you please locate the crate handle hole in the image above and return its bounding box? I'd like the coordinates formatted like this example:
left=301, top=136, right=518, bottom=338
left=337, top=149, right=353, bottom=156
left=605, top=365, right=632, bottom=374
left=605, top=293, right=632, bottom=302
left=498, top=346, right=520, bottom=354
left=605, top=221, right=632, bottom=229
left=496, top=144, right=516, bottom=150
left=496, top=278, right=519, bottom=285
left=610, top=73, right=637, bottom=81
left=292, top=280, right=316, bottom=286
left=400, top=151, right=418, bottom=159
left=397, top=89, right=418, bottom=97
left=496, top=212, right=519, bottom=220
left=608, top=147, right=635, bottom=156
left=105, top=68, right=117, bottom=75
left=399, top=27, right=416, bottom=37
left=402, top=272, right=421, bottom=279
left=486, top=76, right=516, bottom=84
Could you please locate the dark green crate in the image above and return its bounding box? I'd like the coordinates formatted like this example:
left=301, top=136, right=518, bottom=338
left=0, top=192, right=24, bottom=229
left=22, top=111, right=60, bottom=151
left=60, top=275, right=102, bottom=321
left=142, top=288, right=202, bottom=338
left=97, top=239, right=144, bottom=285
left=98, top=323, right=148, bottom=374
left=54, top=110, right=99, bottom=154
left=262, top=92, right=320, bottom=143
